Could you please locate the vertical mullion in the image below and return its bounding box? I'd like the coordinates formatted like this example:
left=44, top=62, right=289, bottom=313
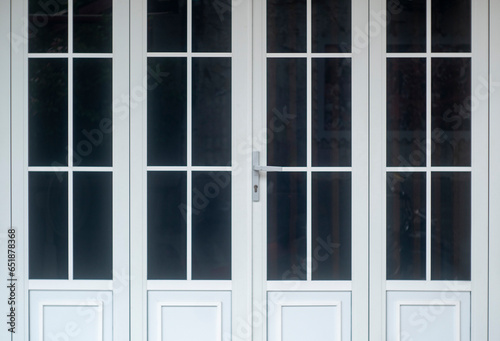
left=425, top=0, right=432, bottom=282
left=306, top=0, right=312, bottom=281
left=67, top=0, right=74, bottom=280
left=186, top=0, right=193, bottom=281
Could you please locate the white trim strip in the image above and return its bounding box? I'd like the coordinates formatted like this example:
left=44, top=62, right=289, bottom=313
left=267, top=53, right=353, bottom=58
left=147, top=166, right=232, bottom=172
left=28, top=53, right=114, bottom=58
left=147, top=52, right=232, bottom=58
left=147, top=280, right=232, bottom=291
left=386, top=53, right=472, bottom=58
left=266, top=280, right=352, bottom=291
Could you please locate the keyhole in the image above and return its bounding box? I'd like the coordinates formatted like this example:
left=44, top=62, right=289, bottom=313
left=254, top=184, right=258, bottom=193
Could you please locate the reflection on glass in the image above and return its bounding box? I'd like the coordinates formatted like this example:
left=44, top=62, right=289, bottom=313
left=387, top=172, right=426, bottom=280
left=29, top=59, right=68, bottom=166
left=73, top=172, right=112, bottom=279
left=29, top=0, right=68, bottom=53
left=193, top=0, right=231, bottom=52
left=312, top=0, right=351, bottom=53
left=431, top=58, right=471, bottom=166
left=73, top=0, right=112, bottom=53
left=387, top=0, right=426, bottom=52
left=432, top=0, right=471, bottom=52
left=148, top=0, right=187, bottom=52
left=267, top=0, right=306, bottom=53
left=29, top=172, right=68, bottom=279
left=267, top=172, right=307, bottom=280
left=312, top=172, right=351, bottom=280
left=312, top=58, right=351, bottom=167
left=387, top=58, right=426, bottom=167
left=148, top=172, right=187, bottom=279
left=192, top=172, right=232, bottom=280
left=267, top=58, right=307, bottom=167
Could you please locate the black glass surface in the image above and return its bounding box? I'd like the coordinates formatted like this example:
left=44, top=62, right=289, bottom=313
left=148, top=0, right=187, bottom=52
left=267, top=0, right=306, bottom=53
left=432, top=0, right=471, bottom=52
left=192, top=0, right=231, bottom=52
left=387, top=0, right=426, bottom=52
left=28, top=0, right=68, bottom=53
left=312, top=0, right=351, bottom=53
left=73, top=0, right=112, bottom=53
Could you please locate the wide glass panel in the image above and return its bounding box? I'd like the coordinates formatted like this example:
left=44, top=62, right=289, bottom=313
left=192, top=0, right=231, bottom=52
left=73, top=172, right=112, bottom=279
left=147, top=0, right=187, bottom=52
left=432, top=0, right=471, bottom=52
left=267, top=0, right=306, bottom=53
left=29, top=172, right=68, bottom=279
left=312, top=0, right=351, bottom=53
left=312, top=172, right=351, bottom=280
left=29, top=58, right=68, bottom=167
left=387, top=0, right=426, bottom=52
left=28, top=0, right=68, bottom=53
left=73, top=0, right=112, bottom=53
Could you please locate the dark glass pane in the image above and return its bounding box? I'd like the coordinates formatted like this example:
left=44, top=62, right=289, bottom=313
left=267, top=58, right=307, bottom=167
left=73, top=172, right=112, bottom=279
left=267, top=0, right=306, bottom=53
left=387, top=172, right=426, bottom=280
left=73, top=0, right=112, bottom=53
left=29, top=172, right=68, bottom=279
left=73, top=58, right=112, bottom=166
left=148, top=0, right=187, bottom=52
left=148, top=172, right=187, bottom=279
left=29, top=59, right=68, bottom=166
left=28, top=0, right=68, bottom=53
left=192, top=58, right=231, bottom=166
left=148, top=58, right=187, bottom=166
left=192, top=172, right=232, bottom=280
left=312, top=58, right=351, bottom=167
left=431, top=58, right=471, bottom=166
left=267, top=172, right=307, bottom=280
left=387, top=0, right=426, bottom=52
left=432, top=0, right=471, bottom=52
left=312, top=0, right=351, bottom=53
left=192, top=0, right=231, bottom=52
left=312, top=172, right=351, bottom=280
left=431, top=172, right=471, bottom=280
left=387, top=58, right=426, bottom=167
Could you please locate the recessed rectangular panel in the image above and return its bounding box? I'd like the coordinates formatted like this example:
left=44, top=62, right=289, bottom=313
left=400, top=305, right=457, bottom=341
left=387, top=0, right=426, bottom=52
left=73, top=0, right=112, bottom=53
left=312, top=0, right=351, bottom=53
left=432, top=0, right=471, bottom=52
left=162, top=306, right=219, bottom=341
left=43, top=305, right=102, bottom=341
left=147, top=0, right=187, bottom=52
left=192, top=0, right=231, bottom=52
left=267, top=0, right=306, bottom=53
left=282, top=306, right=339, bottom=341
left=28, top=0, right=68, bottom=53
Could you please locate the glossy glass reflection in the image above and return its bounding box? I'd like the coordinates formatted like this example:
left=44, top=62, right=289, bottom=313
left=73, top=172, right=112, bottom=279
left=431, top=172, right=471, bottom=280
left=29, top=172, right=68, bottom=279
left=312, top=0, right=351, bottom=53
left=312, top=172, right=351, bottom=280
left=431, top=58, right=471, bottom=166
left=148, top=0, right=187, bottom=52
left=267, top=172, right=307, bottom=280
left=73, top=0, right=112, bottom=53
left=267, top=0, right=306, bottom=53
left=312, top=58, right=351, bottom=167
left=29, top=59, right=68, bottom=166
left=192, top=172, right=232, bottom=280
left=387, top=0, right=426, bottom=52
left=267, top=58, right=307, bottom=167
left=148, top=172, right=187, bottom=279
left=432, top=0, right=471, bottom=52
left=387, top=58, right=426, bottom=167
left=193, top=0, right=231, bottom=52
left=28, top=0, right=68, bottom=53
left=387, top=172, right=426, bottom=280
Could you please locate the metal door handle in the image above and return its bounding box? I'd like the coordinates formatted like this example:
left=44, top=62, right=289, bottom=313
left=252, top=151, right=283, bottom=202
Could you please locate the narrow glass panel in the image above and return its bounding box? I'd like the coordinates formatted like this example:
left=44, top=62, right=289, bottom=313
left=192, top=58, right=232, bottom=166
left=192, top=172, right=232, bottom=280
left=147, top=0, right=187, bottom=52
left=387, top=0, right=426, bottom=52
left=192, top=0, right=231, bottom=52
left=387, top=58, right=426, bottom=167
left=312, top=58, right=351, bottom=167
left=73, top=0, right=112, bottom=53
left=267, top=0, right=306, bottom=53
left=73, top=58, right=113, bottom=166
left=29, top=59, right=68, bottom=166
left=431, top=58, right=471, bottom=166
left=267, top=172, right=307, bottom=280
left=312, top=0, right=351, bottom=53
left=267, top=58, right=307, bottom=167
left=148, top=58, right=187, bottom=166
left=432, top=0, right=471, bottom=52
left=29, top=172, right=68, bottom=279
left=387, top=172, right=426, bottom=280
left=431, top=172, right=471, bottom=280
left=73, top=172, right=112, bottom=279
left=28, top=0, right=68, bottom=53
left=312, top=172, right=351, bottom=280
left=148, top=172, right=187, bottom=279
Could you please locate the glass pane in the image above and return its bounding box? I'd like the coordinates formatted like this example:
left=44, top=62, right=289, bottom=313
left=387, top=172, right=426, bottom=280
left=148, top=172, right=187, bottom=280
left=192, top=0, right=231, bottom=52
left=431, top=58, right=471, bottom=166
left=267, top=172, right=307, bottom=280
left=432, top=0, right=471, bottom=52
left=312, top=0, right=351, bottom=53
left=387, top=58, right=426, bottom=167
left=267, top=0, right=306, bottom=53
left=267, top=58, right=307, bottom=167
left=28, top=0, right=68, bottom=53
left=73, top=0, right=112, bottom=53
left=147, top=0, right=187, bottom=52
left=148, top=58, right=187, bottom=166
left=73, top=172, right=112, bottom=279
left=192, top=58, right=232, bottom=166
left=29, top=172, right=68, bottom=279
left=312, top=58, right=351, bottom=167
left=387, top=0, right=426, bottom=52
left=431, top=172, right=471, bottom=280
left=29, top=59, right=68, bottom=166
left=192, top=172, right=232, bottom=280
left=312, top=172, right=351, bottom=280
